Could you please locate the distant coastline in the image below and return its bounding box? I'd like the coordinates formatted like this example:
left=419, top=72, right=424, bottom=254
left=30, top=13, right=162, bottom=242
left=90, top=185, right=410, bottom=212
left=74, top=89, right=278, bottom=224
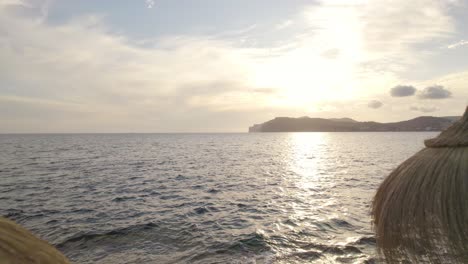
left=249, top=116, right=460, bottom=132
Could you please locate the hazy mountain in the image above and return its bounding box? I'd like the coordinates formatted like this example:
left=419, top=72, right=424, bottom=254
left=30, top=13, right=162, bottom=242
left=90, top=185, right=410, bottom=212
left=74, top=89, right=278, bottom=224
left=328, top=118, right=358, bottom=123
left=441, top=116, right=461, bottom=122
left=249, top=116, right=459, bottom=132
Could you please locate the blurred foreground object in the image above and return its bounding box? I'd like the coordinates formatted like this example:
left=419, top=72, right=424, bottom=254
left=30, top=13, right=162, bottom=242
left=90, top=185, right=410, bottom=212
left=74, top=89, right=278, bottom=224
left=0, top=217, right=70, bottom=264
left=372, top=106, right=468, bottom=263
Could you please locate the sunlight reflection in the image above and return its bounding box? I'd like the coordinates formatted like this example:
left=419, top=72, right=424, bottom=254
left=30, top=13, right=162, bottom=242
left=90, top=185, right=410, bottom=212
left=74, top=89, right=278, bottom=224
left=284, top=132, right=341, bottom=237
left=288, top=132, right=328, bottom=186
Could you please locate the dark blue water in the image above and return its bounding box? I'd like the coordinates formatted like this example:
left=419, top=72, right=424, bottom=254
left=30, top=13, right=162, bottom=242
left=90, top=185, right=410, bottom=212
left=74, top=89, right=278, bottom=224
left=0, top=132, right=437, bottom=263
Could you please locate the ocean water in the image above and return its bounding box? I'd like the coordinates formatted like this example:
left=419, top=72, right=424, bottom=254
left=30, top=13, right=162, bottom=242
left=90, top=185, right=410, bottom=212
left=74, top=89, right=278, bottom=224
left=0, top=132, right=437, bottom=263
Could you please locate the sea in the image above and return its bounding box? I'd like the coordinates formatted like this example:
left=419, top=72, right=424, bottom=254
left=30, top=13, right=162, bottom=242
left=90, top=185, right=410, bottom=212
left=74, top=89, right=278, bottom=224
left=0, top=132, right=437, bottom=264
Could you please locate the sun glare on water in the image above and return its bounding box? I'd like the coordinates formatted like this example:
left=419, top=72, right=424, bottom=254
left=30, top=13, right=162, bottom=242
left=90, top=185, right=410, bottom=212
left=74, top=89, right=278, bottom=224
left=289, top=133, right=329, bottom=188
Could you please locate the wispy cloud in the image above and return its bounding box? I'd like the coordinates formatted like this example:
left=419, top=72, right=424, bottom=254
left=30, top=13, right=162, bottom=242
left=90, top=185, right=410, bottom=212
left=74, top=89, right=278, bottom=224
left=275, top=20, right=293, bottom=30
left=409, top=106, right=439, bottom=113
left=447, top=39, right=468, bottom=49
left=0, top=4, right=269, bottom=132
left=368, top=100, right=383, bottom=109
left=145, top=0, right=155, bottom=9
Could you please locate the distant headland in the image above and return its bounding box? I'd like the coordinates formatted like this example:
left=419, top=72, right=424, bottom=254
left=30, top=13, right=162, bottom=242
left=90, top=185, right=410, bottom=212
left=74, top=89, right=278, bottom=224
left=249, top=115, right=460, bottom=132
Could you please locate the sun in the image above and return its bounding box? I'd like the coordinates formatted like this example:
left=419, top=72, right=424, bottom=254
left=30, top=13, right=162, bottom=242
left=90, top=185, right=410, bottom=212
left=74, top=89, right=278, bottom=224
left=247, top=3, right=365, bottom=109
left=249, top=49, right=359, bottom=109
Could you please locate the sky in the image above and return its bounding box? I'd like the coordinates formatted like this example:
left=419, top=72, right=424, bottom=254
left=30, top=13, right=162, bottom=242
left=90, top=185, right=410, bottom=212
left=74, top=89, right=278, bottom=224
left=1, top=0, right=468, bottom=133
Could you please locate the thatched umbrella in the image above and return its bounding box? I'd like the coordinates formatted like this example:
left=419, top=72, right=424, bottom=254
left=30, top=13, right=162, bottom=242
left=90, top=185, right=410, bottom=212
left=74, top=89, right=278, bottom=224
left=0, top=217, right=70, bottom=263
left=372, top=106, right=468, bottom=263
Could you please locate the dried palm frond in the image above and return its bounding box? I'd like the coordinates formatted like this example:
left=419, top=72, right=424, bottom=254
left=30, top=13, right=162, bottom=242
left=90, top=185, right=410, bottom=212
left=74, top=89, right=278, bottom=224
left=0, top=217, right=71, bottom=264
left=372, top=106, right=468, bottom=263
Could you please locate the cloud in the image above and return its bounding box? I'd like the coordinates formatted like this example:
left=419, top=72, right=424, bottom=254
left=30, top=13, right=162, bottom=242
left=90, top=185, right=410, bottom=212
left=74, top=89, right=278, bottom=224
left=275, top=20, right=293, bottom=30
left=368, top=100, right=383, bottom=109
left=410, top=106, right=439, bottom=113
left=0, top=3, right=272, bottom=132
left=390, top=85, right=417, bottom=97
left=0, top=0, right=465, bottom=132
left=321, top=48, right=340, bottom=59
left=418, top=85, right=452, bottom=99
left=252, top=88, right=277, bottom=94
left=447, top=39, right=468, bottom=49
left=357, top=0, right=454, bottom=72
left=145, top=0, right=155, bottom=9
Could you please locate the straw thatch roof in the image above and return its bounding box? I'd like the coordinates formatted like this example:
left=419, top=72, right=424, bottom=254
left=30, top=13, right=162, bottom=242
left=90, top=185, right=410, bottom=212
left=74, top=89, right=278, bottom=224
left=0, top=217, right=70, bottom=263
left=372, top=106, right=468, bottom=263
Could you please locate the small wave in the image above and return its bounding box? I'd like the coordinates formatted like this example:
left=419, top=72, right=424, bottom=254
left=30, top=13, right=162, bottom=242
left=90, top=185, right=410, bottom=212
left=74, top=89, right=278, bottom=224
left=112, top=196, right=138, bottom=202
left=128, top=161, right=145, bottom=166
left=3, top=209, right=60, bottom=222
left=1, top=188, right=15, bottom=193
left=160, top=194, right=180, bottom=200
left=68, top=208, right=94, bottom=214
left=180, top=233, right=366, bottom=263
left=323, top=245, right=362, bottom=255
left=182, top=232, right=272, bottom=262
left=194, top=207, right=209, bottom=214
left=227, top=232, right=271, bottom=253
left=353, top=236, right=376, bottom=246
left=175, top=174, right=187, bottom=180
left=282, top=219, right=298, bottom=227
left=2, top=209, right=25, bottom=220
left=329, top=218, right=355, bottom=230
left=281, top=250, right=323, bottom=261
left=56, top=222, right=159, bottom=249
